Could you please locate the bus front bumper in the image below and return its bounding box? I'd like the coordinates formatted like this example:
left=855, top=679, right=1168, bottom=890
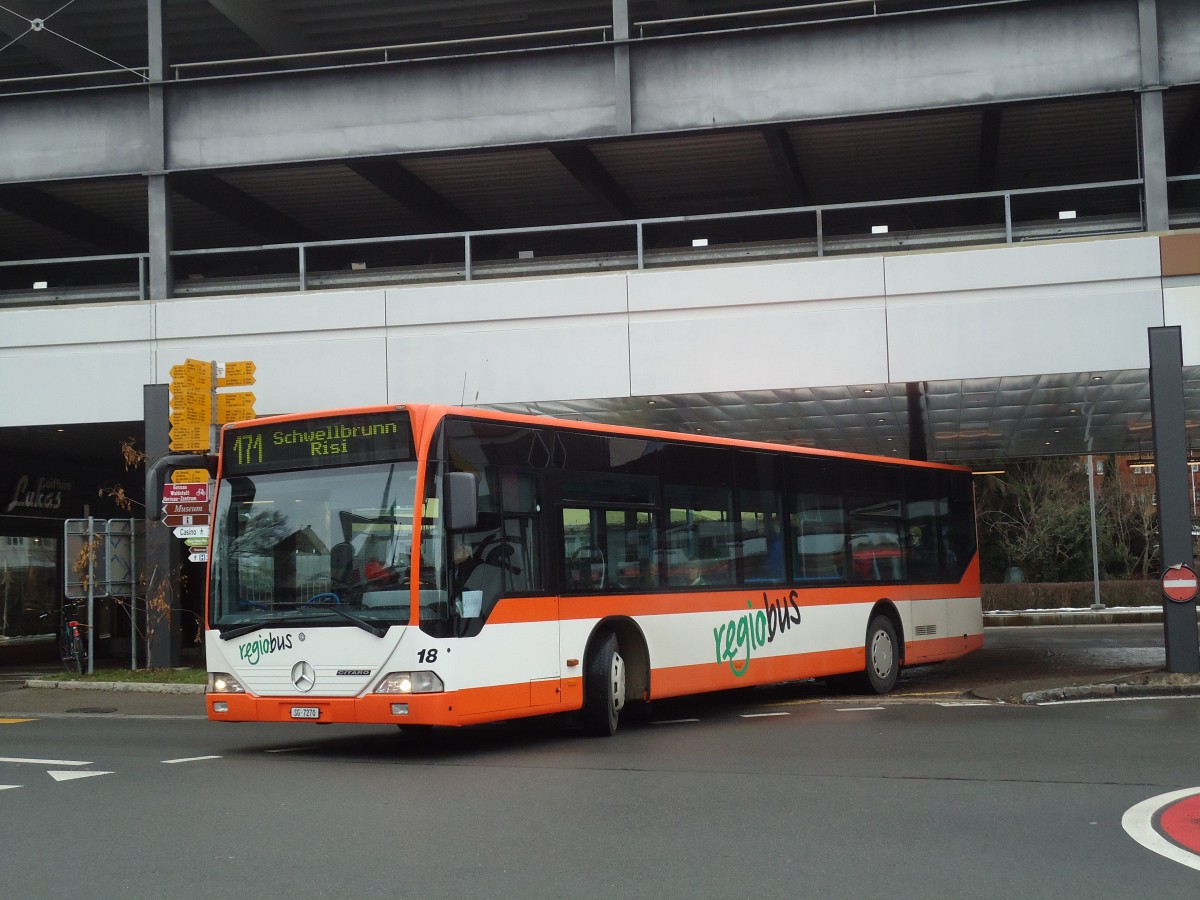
left=206, top=692, right=457, bottom=725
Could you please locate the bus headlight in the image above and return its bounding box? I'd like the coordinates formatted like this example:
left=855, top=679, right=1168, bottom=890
left=208, top=672, right=246, bottom=694
left=375, top=671, right=444, bottom=694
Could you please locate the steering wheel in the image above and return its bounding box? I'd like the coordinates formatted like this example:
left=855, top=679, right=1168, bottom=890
left=305, top=591, right=342, bottom=605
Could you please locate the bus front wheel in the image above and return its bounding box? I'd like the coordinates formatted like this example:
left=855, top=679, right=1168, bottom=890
left=864, top=615, right=900, bottom=694
left=582, top=632, right=626, bottom=736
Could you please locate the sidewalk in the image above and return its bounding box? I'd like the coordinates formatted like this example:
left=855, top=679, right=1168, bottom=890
left=0, top=678, right=206, bottom=717
left=982, top=606, right=1173, bottom=627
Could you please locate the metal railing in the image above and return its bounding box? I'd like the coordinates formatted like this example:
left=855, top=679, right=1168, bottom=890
left=2, top=174, right=1194, bottom=309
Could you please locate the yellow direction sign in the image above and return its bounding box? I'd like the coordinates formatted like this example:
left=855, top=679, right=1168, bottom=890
left=169, top=358, right=213, bottom=390
left=216, top=392, right=256, bottom=424
left=217, top=360, right=256, bottom=388
left=169, top=391, right=212, bottom=427
left=169, top=424, right=210, bottom=452
left=171, top=468, right=209, bottom=485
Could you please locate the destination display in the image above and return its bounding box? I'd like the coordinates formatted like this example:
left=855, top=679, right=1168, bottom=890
left=222, top=412, right=413, bottom=474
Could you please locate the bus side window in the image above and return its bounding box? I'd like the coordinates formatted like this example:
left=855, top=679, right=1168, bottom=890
left=787, top=457, right=846, bottom=583
left=562, top=506, right=657, bottom=593
left=736, top=451, right=785, bottom=584
left=662, top=444, right=735, bottom=587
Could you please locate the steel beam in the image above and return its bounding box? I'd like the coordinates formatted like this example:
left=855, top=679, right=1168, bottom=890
left=0, top=185, right=143, bottom=251
left=1, top=0, right=1198, bottom=181
left=172, top=172, right=324, bottom=243
left=205, top=0, right=312, bottom=57
left=550, top=146, right=640, bottom=219
left=345, top=159, right=474, bottom=232
left=1147, top=326, right=1200, bottom=673
left=762, top=126, right=809, bottom=207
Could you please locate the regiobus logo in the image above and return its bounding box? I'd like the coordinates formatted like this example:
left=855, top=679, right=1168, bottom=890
left=713, top=592, right=803, bottom=677
left=238, top=633, right=294, bottom=665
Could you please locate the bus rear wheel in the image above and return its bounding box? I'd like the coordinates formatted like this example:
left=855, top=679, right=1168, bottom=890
left=863, top=614, right=900, bottom=694
left=582, top=632, right=625, bottom=736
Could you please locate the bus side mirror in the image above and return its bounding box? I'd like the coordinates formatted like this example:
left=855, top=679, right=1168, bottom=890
left=444, top=472, right=479, bottom=531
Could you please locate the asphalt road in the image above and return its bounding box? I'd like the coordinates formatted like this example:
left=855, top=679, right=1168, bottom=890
left=2, top=624, right=1199, bottom=898
left=2, top=691, right=1199, bottom=899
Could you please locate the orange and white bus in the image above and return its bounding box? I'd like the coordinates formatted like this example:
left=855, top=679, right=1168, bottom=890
left=205, top=404, right=982, bottom=735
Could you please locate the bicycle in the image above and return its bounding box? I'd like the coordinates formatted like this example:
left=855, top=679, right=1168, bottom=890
left=54, top=600, right=88, bottom=675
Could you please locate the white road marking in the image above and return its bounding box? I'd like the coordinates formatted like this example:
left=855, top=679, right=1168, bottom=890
left=935, top=701, right=993, bottom=707
left=0, top=756, right=90, bottom=766
left=1122, top=788, right=1200, bottom=872
left=835, top=706, right=885, bottom=712
left=740, top=711, right=789, bottom=719
left=0, top=785, right=21, bottom=791
left=265, top=746, right=317, bottom=753
left=162, top=755, right=222, bottom=764
left=48, top=770, right=113, bottom=782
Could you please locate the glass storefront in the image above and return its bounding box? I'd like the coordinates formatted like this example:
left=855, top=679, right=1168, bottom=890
left=1, top=452, right=144, bottom=658
left=0, top=536, right=58, bottom=639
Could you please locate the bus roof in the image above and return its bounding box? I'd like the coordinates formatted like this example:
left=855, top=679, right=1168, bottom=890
left=220, top=402, right=971, bottom=474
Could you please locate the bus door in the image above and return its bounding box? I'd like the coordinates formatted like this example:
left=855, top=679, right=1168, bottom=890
left=443, top=465, right=559, bottom=712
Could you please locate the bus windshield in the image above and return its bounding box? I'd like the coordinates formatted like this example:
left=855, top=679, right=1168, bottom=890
left=209, top=461, right=422, bottom=636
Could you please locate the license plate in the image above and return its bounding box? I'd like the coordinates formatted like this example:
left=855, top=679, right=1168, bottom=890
left=290, top=707, right=320, bottom=719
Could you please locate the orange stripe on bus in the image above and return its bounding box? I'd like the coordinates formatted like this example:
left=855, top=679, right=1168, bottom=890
left=487, top=583, right=980, bottom=624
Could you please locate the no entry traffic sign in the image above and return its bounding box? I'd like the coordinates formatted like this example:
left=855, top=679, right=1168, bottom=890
left=1161, top=563, right=1200, bottom=604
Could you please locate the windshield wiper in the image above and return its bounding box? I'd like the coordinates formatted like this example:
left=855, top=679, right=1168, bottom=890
left=218, top=605, right=390, bottom=640
left=305, top=602, right=390, bottom=638
left=218, top=614, right=293, bottom=640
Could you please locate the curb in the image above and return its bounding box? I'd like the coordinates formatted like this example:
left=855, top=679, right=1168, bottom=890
left=24, top=678, right=206, bottom=695
left=983, top=609, right=1168, bottom=627
left=1018, top=679, right=1200, bottom=704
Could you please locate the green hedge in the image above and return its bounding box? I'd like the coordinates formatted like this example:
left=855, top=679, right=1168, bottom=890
left=982, top=581, right=1161, bottom=611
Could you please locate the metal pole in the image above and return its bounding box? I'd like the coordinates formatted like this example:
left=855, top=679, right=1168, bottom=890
left=130, top=517, right=138, bottom=670
left=1087, top=454, right=1103, bottom=609
left=1148, top=325, right=1200, bottom=672
left=87, top=516, right=95, bottom=674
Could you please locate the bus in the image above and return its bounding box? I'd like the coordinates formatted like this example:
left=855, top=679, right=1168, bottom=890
left=204, top=403, right=982, bottom=735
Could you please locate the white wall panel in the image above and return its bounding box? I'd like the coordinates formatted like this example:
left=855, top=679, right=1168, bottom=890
left=384, top=275, right=631, bottom=405
left=0, top=236, right=1178, bottom=428
left=386, top=273, right=628, bottom=326
left=884, top=236, right=1161, bottom=296
left=154, top=289, right=387, bottom=343
left=887, top=281, right=1164, bottom=382
left=0, top=303, right=154, bottom=349
left=0, top=303, right=156, bottom=425
left=0, top=346, right=153, bottom=424
left=626, top=256, right=888, bottom=393
left=629, top=301, right=889, bottom=395
left=1165, top=282, right=1200, bottom=367
left=626, top=256, right=884, bottom=312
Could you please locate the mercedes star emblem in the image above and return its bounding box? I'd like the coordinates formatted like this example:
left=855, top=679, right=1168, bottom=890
left=291, top=660, right=316, bottom=693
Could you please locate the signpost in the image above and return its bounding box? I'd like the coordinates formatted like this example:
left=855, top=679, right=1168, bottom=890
left=168, top=358, right=257, bottom=452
